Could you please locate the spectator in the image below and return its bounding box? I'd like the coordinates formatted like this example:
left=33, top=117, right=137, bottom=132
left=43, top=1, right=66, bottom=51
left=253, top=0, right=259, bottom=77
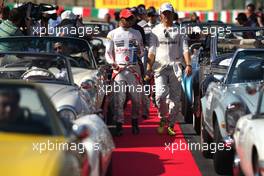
left=173, top=12, right=180, bottom=25
left=236, top=12, right=253, bottom=27
left=0, top=8, right=24, bottom=37
left=55, top=10, right=78, bottom=37
left=104, top=13, right=116, bottom=30
left=256, top=7, right=264, bottom=27
left=147, top=6, right=158, bottom=29
left=114, top=11, right=120, bottom=27
left=246, top=3, right=258, bottom=27
left=48, top=7, right=64, bottom=29
left=236, top=13, right=256, bottom=38
left=0, top=6, right=10, bottom=21
left=137, top=5, right=148, bottom=27
left=190, top=12, right=200, bottom=23
left=130, top=7, right=146, bottom=45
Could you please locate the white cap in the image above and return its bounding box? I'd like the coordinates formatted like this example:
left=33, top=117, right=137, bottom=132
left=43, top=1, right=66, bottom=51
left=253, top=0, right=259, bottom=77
left=159, top=2, right=174, bottom=15
left=61, top=10, right=76, bottom=20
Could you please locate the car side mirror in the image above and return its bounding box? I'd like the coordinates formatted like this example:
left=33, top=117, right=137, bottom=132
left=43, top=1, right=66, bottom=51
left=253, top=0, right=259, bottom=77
left=72, top=124, right=89, bottom=139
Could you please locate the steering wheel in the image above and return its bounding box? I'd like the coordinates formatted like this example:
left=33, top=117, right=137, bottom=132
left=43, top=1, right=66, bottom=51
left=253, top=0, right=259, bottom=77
left=68, top=57, right=81, bottom=67
left=20, top=68, right=56, bottom=80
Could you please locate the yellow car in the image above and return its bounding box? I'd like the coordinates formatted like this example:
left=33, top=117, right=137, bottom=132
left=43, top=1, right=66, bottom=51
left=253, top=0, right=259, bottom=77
left=0, top=81, right=90, bottom=176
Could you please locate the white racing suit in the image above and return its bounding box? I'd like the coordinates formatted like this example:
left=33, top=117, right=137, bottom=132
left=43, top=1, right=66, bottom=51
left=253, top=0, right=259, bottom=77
left=105, top=27, right=144, bottom=124
left=149, top=23, right=189, bottom=127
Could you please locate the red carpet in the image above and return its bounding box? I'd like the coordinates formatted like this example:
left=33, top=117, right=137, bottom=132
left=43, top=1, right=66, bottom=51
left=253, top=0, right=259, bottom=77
left=112, top=103, right=202, bottom=176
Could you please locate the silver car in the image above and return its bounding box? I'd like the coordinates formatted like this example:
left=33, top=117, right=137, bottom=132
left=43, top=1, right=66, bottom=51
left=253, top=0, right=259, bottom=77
left=200, top=49, right=264, bottom=175
left=0, top=36, right=110, bottom=122
left=233, top=83, right=264, bottom=176
left=0, top=52, right=115, bottom=176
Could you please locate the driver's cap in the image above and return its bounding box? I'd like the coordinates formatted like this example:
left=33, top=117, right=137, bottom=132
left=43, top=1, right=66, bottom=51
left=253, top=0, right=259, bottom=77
left=159, top=2, right=174, bottom=15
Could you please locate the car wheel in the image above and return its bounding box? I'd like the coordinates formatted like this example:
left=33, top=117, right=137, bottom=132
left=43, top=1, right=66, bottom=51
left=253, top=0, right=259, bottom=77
left=253, top=151, right=262, bottom=176
left=233, top=153, right=244, bottom=176
left=193, top=95, right=201, bottom=134
left=200, top=112, right=213, bottom=158
left=181, top=88, right=193, bottom=124
left=213, top=120, right=233, bottom=175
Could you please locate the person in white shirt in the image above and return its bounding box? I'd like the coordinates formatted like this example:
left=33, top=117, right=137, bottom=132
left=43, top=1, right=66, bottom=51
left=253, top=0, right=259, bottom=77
left=146, top=2, right=192, bottom=136
left=105, top=9, right=144, bottom=136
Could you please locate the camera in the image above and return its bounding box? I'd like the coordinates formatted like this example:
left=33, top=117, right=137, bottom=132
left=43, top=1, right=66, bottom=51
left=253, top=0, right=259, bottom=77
left=18, top=2, right=58, bottom=21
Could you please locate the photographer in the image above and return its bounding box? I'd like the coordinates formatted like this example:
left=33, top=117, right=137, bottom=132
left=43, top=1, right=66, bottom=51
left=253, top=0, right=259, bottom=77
left=0, top=8, right=24, bottom=37
left=55, top=10, right=79, bottom=37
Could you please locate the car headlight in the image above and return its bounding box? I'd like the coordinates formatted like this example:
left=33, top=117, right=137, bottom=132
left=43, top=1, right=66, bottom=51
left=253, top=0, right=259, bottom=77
left=59, top=109, right=76, bottom=121
left=226, top=102, right=247, bottom=134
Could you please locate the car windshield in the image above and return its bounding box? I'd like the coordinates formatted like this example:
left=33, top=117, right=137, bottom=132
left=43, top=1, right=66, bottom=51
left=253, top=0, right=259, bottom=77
left=0, top=86, right=54, bottom=135
left=217, top=30, right=264, bottom=56
left=0, top=53, right=71, bottom=85
left=226, top=50, right=264, bottom=84
left=0, top=37, right=96, bottom=69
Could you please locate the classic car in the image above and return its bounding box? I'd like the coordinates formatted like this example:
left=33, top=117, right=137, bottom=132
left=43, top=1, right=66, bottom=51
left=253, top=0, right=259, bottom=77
left=232, top=83, right=264, bottom=176
left=0, top=52, right=115, bottom=175
left=0, top=36, right=110, bottom=122
left=0, top=80, right=89, bottom=176
left=180, top=22, right=232, bottom=127
left=0, top=51, right=96, bottom=119
left=191, top=26, right=264, bottom=134
left=233, top=83, right=264, bottom=176
left=200, top=48, right=264, bottom=174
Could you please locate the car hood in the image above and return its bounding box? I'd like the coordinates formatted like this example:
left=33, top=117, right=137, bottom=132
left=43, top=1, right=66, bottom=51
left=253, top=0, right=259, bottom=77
left=0, top=132, right=66, bottom=176
left=226, top=84, right=259, bottom=113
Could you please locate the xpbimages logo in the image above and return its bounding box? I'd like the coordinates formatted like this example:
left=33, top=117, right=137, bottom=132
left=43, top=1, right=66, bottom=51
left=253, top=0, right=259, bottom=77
left=32, top=25, right=100, bottom=37
left=32, top=140, right=100, bottom=154
left=98, top=82, right=166, bottom=95
left=164, top=24, right=232, bottom=38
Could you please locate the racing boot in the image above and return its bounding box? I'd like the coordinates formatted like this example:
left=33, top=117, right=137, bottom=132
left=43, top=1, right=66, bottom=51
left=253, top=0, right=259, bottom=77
left=116, top=122, right=123, bottom=136
left=157, top=118, right=166, bottom=134
left=167, top=125, right=176, bottom=136
left=132, top=119, right=140, bottom=135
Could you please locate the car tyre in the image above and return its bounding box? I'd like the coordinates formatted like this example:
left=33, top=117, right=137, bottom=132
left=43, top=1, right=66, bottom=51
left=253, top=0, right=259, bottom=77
left=200, top=112, right=213, bottom=158
left=213, top=120, right=233, bottom=175
left=253, top=150, right=262, bottom=176
left=233, top=153, right=244, bottom=176
left=181, top=88, right=193, bottom=124
left=193, top=96, right=201, bottom=134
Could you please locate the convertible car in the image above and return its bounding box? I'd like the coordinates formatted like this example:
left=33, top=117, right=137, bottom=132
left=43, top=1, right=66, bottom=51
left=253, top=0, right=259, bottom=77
left=191, top=26, right=264, bottom=134
left=0, top=52, right=115, bottom=176
left=0, top=36, right=110, bottom=122
left=0, top=52, right=96, bottom=119
left=0, top=80, right=89, bottom=176
left=180, top=22, right=232, bottom=130
left=233, top=83, right=264, bottom=176
left=200, top=48, right=264, bottom=174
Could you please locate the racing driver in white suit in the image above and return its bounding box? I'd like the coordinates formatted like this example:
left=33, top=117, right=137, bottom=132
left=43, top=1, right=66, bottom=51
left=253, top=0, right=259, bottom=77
left=105, top=9, right=144, bottom=136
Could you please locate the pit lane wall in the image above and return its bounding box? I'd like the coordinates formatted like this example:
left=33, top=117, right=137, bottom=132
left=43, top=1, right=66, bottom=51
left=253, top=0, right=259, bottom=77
left=7, top=3, right=242, bottom=24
